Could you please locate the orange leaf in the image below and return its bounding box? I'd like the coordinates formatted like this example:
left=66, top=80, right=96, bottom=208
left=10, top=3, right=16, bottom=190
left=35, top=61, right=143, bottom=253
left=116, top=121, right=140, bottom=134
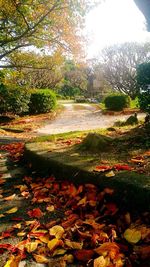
left=94, top=166, right=112, bottom=172
left=4, top=255, right=21, bottom=267
left=4, top=194, right=16, bottom=201
left=33, top=254, right=49, bottom=263
left=94, top=242, right=119, bottom=256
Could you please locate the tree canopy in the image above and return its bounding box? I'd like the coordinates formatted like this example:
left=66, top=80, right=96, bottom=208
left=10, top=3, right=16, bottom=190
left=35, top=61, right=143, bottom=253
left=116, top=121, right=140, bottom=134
left=0, top=0, right=93, bottom=65
left=99, top=42, right=150, bottom=99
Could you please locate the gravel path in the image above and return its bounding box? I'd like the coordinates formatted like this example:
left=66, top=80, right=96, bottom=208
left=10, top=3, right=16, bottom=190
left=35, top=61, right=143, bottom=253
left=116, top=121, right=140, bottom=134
left=36, top=103, right=146, bottom=135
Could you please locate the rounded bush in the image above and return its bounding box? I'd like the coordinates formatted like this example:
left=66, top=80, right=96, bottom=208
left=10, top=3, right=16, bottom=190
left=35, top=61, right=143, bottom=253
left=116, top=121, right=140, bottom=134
left=104, top=94, right=131, bottom=111
left=29, top=89, right=56, bottom=114
left=0, top=85, right=30, bottom=115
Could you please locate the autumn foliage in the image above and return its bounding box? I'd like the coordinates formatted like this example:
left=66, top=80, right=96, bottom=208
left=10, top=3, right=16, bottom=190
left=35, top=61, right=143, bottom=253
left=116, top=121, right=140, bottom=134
left=0, top=144, right=149, bottom=266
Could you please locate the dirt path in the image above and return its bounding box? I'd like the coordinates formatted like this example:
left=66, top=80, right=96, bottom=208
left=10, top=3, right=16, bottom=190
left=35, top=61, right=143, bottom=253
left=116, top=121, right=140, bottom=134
left=36, top=103, right=146, bottom=135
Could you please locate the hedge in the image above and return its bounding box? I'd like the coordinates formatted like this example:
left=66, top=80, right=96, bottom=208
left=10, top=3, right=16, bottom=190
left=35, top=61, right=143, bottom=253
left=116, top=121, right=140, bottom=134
left=0, top=85, right=30, bottom=115
left=104, top=94, right=131, bottom=111
left=29, top=89, right=56, bottom=114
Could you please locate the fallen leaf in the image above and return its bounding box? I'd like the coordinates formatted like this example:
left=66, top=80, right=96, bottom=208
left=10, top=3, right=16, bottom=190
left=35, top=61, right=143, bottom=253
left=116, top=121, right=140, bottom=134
left=4, top=255, right=21, bottom=267
left=105, top=170, right=115, bottom=177
left=49, top=225, right=65, bottom=239
left=114, top=164, right=133, bottom=171
left=46, top=205, right=55, bottom=212
left=94, top=255, right=108, bottom=267
left=124, top=228, right=141, bottom=244
left=25, top=242, right=38, bottom=253
left=4, top=194, right=16, bottom=201
left=27, top=208, right=43, bottom=218
left=94, top=165, right=112, bottom=172
left=65, top=239, right=83, bottom=249
left=33, top=254, right=49, bottom=263
left=94, top=242, right=119, bottom=256
left=5, top=207, right=18, bottom=214
left=74, top=249, right=94, bottom=262
left=48, top=238, right=63, bottom=251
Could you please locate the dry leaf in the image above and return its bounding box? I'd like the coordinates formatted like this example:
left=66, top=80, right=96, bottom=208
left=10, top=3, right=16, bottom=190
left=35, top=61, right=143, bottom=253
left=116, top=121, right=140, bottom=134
left=49, top=225, right=65, bottom=239
left=48, top=238, right=63, bottom=251
left=25, top=241, right=38, bottom=253
left=6, top=207, right=18, bottom=214
left=4, top=194, right=16, bottom=201
left=4, top=255, right=21, bottom=267
left=65, top=239, right=83, bottom=249
left=105, top=170, right=115, bottom=177
left=94, top=256, right=108, bottom=267
left=124, top=228, right=141, bottom=244
left=33, top=254, right=49, bottom=263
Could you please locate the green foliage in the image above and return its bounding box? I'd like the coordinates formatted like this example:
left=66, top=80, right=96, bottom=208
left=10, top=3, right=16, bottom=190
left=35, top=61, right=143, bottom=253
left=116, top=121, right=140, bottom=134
left=29, top=89, right=56, bottom=114
left=59, top=85, right=81, bottom=98
left=104, top=94, right=131, bottom=111
left=136, top=63, right=150, bottom=113
left=137, top=62, right=150, bottom=88
left=0, top=84, right=30, bottom=115
left=138, top=92, right=150, bottom=113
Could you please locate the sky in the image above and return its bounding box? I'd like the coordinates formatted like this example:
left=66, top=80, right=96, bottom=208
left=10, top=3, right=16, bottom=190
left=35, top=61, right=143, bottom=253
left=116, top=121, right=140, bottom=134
left=86, top=0, right=150, bottom=58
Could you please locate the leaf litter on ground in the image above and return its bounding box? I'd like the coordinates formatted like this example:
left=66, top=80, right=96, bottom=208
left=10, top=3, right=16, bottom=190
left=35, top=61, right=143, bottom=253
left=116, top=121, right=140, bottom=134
left=0, top=143, right=149, bottom=267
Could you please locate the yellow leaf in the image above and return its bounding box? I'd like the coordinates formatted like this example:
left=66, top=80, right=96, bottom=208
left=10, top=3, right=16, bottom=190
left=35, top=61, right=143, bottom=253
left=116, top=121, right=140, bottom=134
left=13, top=223, right=21, bottom=229
left=46, top=205, right=55, bottom=212
left=38, top=235, right=49, bottom=243
left=105, top=171, right=115, bottom=177
left=0, top=214, right=5, bottom=218
left=48, top=238, right=63, bottom=251
left=49, top=225, right=64, bottom=239
left=6, top=207, right=18, bottom=214
left=65, top=239, right=83, bottom=249
left=77, top=197, right=87, bottom=206
left=25, top=242, right=38, bottom=253
left=64, top=254, right=74, bottom=263
left=4, top=255, right=21, bottom=267
left=17, top=232, right=26, bottom=237
left=124, top=228, right=141, bottom=244
left=53, top=248, right=66, bottom=256
left=33, top=254, right=49, bottom=263
left=94, top=256, right=108, bottom=267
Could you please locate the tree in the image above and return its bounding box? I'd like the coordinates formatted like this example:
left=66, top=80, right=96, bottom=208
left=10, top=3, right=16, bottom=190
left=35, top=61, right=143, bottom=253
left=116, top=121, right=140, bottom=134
left=99, top=42, right=150, bottom=99
left=137, top=62, right=150, bottom=113
left=59, top=60, right=88, bottom=97
left=0, top=0, right=94, bottom=66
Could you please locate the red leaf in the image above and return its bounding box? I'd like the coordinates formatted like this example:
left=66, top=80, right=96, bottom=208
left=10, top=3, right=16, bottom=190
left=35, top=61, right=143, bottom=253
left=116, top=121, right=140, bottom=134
left=114, top=164, right=133, bottom=171
left=27, top=208, right=43, bottom=218
left=74, top=249, right=94, bottom=261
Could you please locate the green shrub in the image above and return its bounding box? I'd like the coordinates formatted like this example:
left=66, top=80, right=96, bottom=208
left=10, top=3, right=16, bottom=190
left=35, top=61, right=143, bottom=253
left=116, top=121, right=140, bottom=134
left=29, top=89, right=56, bottom=114
left=138, top=92, right=150, bottom=113
left=104, top=94, right=131, bottom=111
left=0, top=85, right=30, bottom=115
